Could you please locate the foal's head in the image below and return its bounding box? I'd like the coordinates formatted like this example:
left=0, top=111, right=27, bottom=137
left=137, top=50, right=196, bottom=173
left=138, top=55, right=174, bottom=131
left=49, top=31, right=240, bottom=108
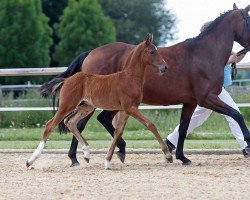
left=139, top=33, right=168, bottom=74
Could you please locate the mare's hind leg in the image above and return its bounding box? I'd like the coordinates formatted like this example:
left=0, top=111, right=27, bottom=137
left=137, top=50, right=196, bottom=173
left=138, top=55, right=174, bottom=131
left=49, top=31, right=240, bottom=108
left=175, top=103, right=196, bottom=165
left=65, top=104, right=95, bottom=163
left=26, top=107, right=75, bottom=167
left=127, top=107, right=173, bottom=163
left=202, top=94, right=250, bottom=153
left=105, top=111, right=129, bottom=170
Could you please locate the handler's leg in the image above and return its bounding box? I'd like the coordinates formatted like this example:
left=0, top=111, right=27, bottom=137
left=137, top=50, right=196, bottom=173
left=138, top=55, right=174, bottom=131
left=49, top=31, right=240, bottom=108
left=167, top=106, right=213, bottom=149
left=219, top=88, right=248, bottom=154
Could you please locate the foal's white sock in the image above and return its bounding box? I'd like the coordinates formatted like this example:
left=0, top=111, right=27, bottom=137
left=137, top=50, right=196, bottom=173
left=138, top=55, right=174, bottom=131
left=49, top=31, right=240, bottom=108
left=27, top=141, right=45, bottom=165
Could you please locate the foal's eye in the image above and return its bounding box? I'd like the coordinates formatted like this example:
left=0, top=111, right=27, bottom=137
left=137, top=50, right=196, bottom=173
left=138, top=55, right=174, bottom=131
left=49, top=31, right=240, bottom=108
left=149, top=50, right=155, bottom=55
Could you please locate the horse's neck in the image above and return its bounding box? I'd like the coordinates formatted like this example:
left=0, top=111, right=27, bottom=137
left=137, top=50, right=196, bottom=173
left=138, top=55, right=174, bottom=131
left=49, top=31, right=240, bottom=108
left=124, top=49, right=146, bottom=85
left=195, top=18, right=235, bottom=65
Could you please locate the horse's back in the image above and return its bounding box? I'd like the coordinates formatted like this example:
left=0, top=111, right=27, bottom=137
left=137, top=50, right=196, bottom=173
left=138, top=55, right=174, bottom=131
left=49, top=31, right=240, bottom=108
left=82, top=42, right=134, bottom=75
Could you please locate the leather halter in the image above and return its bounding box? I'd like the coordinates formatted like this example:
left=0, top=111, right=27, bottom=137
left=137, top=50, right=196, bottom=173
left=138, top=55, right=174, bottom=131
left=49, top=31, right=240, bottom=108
left=231, top=10, right=250, bottom=80
left=240, top=9, right=250, bottom=50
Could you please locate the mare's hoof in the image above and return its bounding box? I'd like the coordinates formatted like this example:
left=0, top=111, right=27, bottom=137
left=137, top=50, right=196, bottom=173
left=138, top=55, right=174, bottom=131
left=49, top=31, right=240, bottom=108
left=182, top=158, right=192, bottom=166
left=176, top=155, right=192, bottom=165
left=84, top=157, right=90, bottom=163
left=116, top=151, right=126, bottom=163
left=166, top=155, right=173, bottom=163
left=26, top=161, right=30, bottom=168
left=70, top=161, right=80, bottom=167
left=244, top=146, right=250, bottom=154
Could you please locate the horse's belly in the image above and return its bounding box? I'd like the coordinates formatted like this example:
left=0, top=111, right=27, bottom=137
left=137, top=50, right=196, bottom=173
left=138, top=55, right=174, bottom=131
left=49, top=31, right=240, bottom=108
left=85, top=96, right=122, bottom=111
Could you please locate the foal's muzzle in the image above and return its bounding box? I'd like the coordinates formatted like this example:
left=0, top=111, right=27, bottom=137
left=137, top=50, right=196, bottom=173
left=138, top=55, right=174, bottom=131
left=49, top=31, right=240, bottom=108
left=158, top=64, right=168, bottom=74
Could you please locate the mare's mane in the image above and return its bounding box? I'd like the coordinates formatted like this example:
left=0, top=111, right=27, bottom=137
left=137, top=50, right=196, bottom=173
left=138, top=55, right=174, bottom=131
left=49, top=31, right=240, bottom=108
left=187, top=10, right=232, bottom=42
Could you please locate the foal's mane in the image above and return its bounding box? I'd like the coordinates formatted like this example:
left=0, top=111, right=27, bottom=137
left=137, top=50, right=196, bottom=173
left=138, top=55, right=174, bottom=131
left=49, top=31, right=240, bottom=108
left=124, top=41, right=146, bottom=67
left=190, top=10, right=232, bottom=42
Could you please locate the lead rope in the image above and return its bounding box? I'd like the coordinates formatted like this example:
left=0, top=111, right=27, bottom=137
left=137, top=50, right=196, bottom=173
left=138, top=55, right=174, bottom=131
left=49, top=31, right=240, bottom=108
left=231, top=48, right=249, bottom=80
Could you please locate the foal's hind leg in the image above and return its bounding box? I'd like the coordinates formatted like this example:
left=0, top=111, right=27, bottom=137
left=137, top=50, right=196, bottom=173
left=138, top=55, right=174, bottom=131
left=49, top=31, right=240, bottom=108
left=26, top=107, right=74, bottom=167
left=127, top=107, right=173, bottom=163
left=68, top=111, right=95, bottom=167
left=65, top=104, right=95, bottom=163
left=105, top=111, right=129, bottom=170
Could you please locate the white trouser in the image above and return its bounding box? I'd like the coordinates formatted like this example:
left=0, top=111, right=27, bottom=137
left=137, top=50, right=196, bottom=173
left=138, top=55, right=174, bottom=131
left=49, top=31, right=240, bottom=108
left=167, top=87, right=247, bottom=149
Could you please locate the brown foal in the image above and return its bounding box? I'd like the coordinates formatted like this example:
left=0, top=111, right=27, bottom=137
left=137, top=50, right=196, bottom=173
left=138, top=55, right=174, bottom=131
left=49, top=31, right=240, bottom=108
left=27, top=34, right=172, bottom=169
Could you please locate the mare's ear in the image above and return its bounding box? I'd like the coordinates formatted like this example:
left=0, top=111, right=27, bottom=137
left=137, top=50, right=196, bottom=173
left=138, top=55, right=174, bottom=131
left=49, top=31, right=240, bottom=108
left=144, top=33, right=153, bottom=45
left=244, top=4, right=250, bottom=13
left=233, top=3, right=238, bottom=10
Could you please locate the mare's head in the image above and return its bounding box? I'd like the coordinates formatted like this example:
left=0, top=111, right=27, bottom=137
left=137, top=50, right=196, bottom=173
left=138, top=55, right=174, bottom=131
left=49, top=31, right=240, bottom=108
left=232, top=4, right=250, bottom=49
left=139, top=33, right=168, bottom=74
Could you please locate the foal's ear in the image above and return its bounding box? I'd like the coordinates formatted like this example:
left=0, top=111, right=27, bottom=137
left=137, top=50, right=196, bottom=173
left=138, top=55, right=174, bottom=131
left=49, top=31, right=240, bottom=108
left=233, top=3, right=238, bottom=10
left=144, top=33, right=153, bottom=45
left=244, top=4, right=250, bottom=13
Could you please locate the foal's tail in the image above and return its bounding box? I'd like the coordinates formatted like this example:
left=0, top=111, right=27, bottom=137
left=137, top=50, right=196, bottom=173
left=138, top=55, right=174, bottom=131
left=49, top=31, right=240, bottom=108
left=39, top=78, right=65, bottom=97
left=39, top=51, right=91, bottom=97
left=40, top=51, right=91, bottom=134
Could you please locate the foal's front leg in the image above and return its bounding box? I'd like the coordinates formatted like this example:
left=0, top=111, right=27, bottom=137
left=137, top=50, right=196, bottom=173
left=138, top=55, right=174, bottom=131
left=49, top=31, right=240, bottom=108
left=127, top=107, right=173, bottom=163
left=105, top=111, right=129, bottom=170
left=65, top=104, right=95, bottom=163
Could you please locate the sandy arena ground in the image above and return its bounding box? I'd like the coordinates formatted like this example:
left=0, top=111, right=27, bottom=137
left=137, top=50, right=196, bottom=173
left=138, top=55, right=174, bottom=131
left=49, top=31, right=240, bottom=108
left=0, top=152, right=250, bottom=200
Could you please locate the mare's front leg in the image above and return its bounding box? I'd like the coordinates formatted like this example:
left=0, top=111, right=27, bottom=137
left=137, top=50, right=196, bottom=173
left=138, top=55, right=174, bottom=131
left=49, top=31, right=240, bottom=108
left=68, top=111, right=95, bottom=167
left=105, top=111, right=129, bottom=170
left=202, top=94, right=250, bottom=152
left=65, top=104, right=95, bottom=163
left=175, top=103, right=197, bottom=165
left=127, top=107, right=173, bottom=163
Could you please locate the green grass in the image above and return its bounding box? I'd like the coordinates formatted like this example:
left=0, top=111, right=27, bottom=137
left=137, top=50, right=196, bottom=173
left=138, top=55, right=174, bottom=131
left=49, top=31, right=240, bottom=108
left=0, top=127, right=236, bottom=141
left=0, top=127, right=242, bottom=150
left=0, top=140, right=240, bottom=150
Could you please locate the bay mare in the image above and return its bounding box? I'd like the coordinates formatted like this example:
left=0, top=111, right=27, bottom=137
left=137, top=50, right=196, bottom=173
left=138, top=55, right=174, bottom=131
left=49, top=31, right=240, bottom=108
left=28, top=34, right=172, bottom=169
left=43, top=4, right=250, bottom=166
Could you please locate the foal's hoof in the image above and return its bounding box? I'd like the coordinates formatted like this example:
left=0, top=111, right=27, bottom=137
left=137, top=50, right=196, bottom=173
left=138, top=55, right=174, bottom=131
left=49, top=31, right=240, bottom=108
left=26, top=161, right=31, bottom=168
left=104, top=160, right=111, bottom=170
left=84, top=157, right=90, bottom=163
left=116, top=151, right=126, bottom=163
left=166, top=154, right=173, bottom=163
left=70, top=161, right=80, bottom=167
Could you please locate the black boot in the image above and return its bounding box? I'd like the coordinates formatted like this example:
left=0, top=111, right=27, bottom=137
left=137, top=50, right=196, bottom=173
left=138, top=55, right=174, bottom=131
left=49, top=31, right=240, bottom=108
left=164, top=139, right=176, bottom=153
left=242, top=149, right=250, bottom=158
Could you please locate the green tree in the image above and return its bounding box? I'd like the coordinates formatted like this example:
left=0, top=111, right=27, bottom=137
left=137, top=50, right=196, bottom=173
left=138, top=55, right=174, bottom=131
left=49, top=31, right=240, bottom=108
left=0, top=0, right=52, bottom=84
left=53, top=0, right=116, bottom=66
left=99, top=0, right=176, bottom=45
left=42, top=0, right=68, bottom=66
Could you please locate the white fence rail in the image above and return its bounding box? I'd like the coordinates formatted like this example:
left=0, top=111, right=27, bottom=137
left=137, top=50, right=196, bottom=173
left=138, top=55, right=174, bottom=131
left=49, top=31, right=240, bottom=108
left=0, top=64, right=250, bottom=112
left=0, top=63, right=250, bottom=76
